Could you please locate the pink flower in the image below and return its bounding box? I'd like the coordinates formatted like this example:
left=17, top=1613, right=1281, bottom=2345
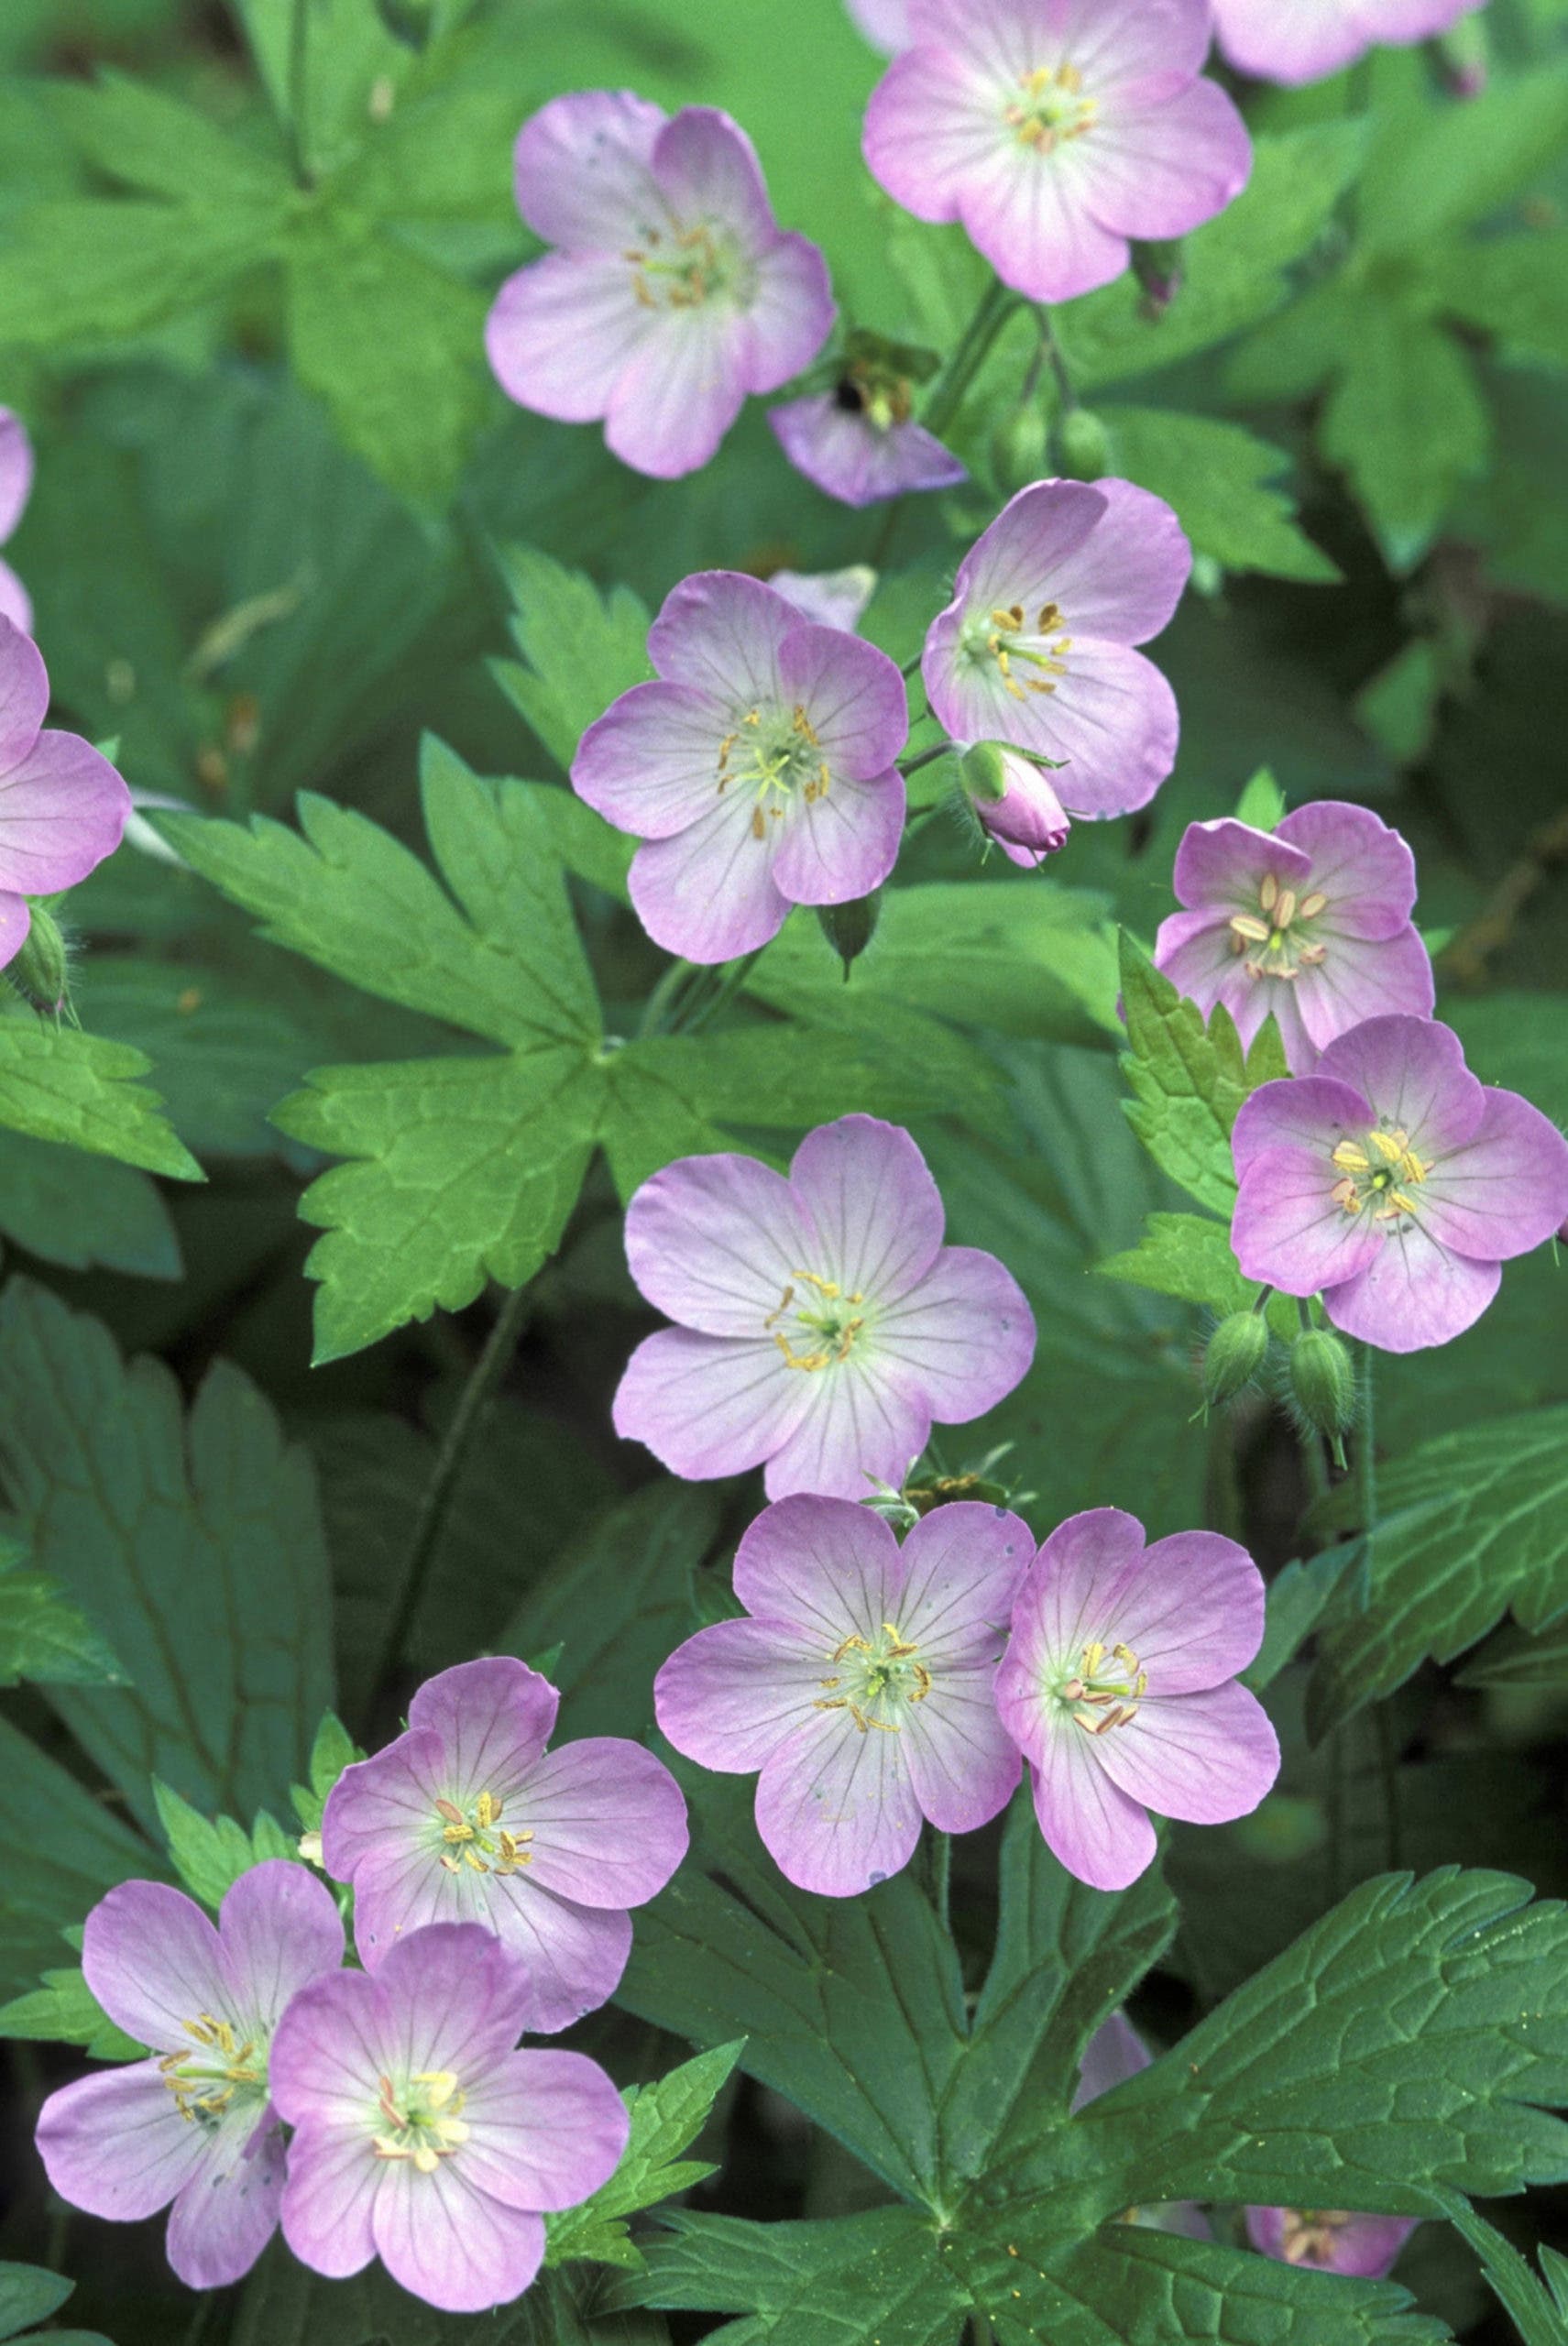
left=966, top=744, right=1072, bottom=866
left=0, top=410, right=34, bottom=633
left=487, top=93, right=834, bottom=480
left=321, top=1657, right=687, bottom=2034
left=0, top=618, right=131, bottom=970
left=770, top=358, right=965, bottom=508
left=269, top=1924, right=628, bottom=2314
left=767, top=565, right=877, bottom=633
left=1232, top=1014, right=1568, bottom=1354
left=614, top=1114, right=1036, bottom=1501
left=573, top=572, right=908, bottom=963
left=862, top=0, right=1251, bottom=303
left=847, top=0, right=910, bottom=49
left=993, top=1508, right=1279, bottom=1892
left=1154, top=802, right=1435, bottom=1073
left=655, top=1494, right=1032, bottom=1895
left=924, top=479, right=1190, bottom=818
left=1212, top=0, right=1480, bottom=85
left=35, top=1865, right=345, bottom=2289
left=1246, top=2206, right=1418, bottom=2276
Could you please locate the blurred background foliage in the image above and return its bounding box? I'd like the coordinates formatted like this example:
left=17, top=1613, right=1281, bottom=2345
left=0, top=2, right=1565, bottom=2340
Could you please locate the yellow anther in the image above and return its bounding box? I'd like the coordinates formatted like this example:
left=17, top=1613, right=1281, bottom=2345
left=911, top=1664, right=933, bottom=1701
left=1332, top=1141, right=1370, bottom=1173
left=1273, top=888, right=1298, bottom=928
left=373, top=2133, right=411, bottom=2161
left=411, top=2071, right=459, bottom=2106
left=433, top=1799, right=466, bottom=1825
left=867, top=1716, right=902, bottom=1735
left=463, top=1850, right=489, bottom=1873
left=1081, top=1642, right=1105, bottom=1675
left=849, top=1702, right=871, bottom=1733
left=1299, top=891, right=1327, bottom=920
left=1330, top=1178, right=1358, bottom=1211
left=751, top=806, right=765, bottom=839
left=791, top=705, right=819, bottom=745
left=440, top=1853, right=460, bottom=1871
left=1259, top=872, right=1278, bottom=912
left=475, top=1792, right=502, bottom=1827
left=814, top=1696, right=849, bottom=1712
left=833, top=1633, right=872, bottom=1661
left=1229, top=915, right=1271, bottom=944
left=1368, top=1129, right=1404, bottom=1166
left=793, top=1270, right=841, bottom=1298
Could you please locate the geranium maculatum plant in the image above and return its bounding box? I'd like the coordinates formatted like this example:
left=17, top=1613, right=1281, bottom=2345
left=5, top=0, right=1568, bottom=2338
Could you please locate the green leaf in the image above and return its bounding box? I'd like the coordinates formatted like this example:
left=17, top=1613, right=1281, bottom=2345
left=1361, top=64, right=1568, bottom=253
left=1056, top=123, right=1368, bottom=390
left=1246, top=1547, right=1360, bottom=1691
left=1319, top=311, right=1489, bottom=571
left=1355, top=641, right=1444, bottom=764
left=0, top=1013, right=202, bottom=1179
left=153, top=1780, right=297, bottom=1911
left=275, top=1046, right=602, bottom=1364
left=0, top=1711, right=158, bottom=2004
left=1117, top=932, right=1251, bottom=1216
left=1308, top=1404, right=1568, bottom=1735
left=547, top=2043, right=743, bottom=2270
left=79, top=957, right=323, bottom=1161
left=0, top=1959, right=143, bottom=2063
left=0, top=1127, right=181, bottom=1277
left=233, top=0, right=409, bottom=182
left=1431, top=2193, right=1568, bottom=2346
left=0, top=2262, right=112, bottom=2345
left=1434, top=230, right=1568, bottom=369
left=284, top=214, right=490, bottom=504
left=1103, top=409, right=1338, bottom=583
left=49, top=71, right=291, bottom=203
left=0, top=1535, right=125, bottom=1689
left=1097, top=1211, right=1251, bottom=1313
left=291, top=1709, right=359, bottom=1836
left=1457, top=1616, right=1568, bottom=1690
left=752, top=882, right=1122, bottom=1047
left=0, top=1279, right=335, bottom=1834
left=1233, top=767, right=1287, bottom=832
left=628, top=2207, right=967, bottom=2346
left=0, top=198, right=283, bottom=348
left=492, top=545, right=654, bottom=772
left=1082, top=1869, right=1568, bottom=2214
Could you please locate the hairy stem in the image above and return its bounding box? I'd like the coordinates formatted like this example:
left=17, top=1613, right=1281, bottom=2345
left=373, top=1281, right=535, bottom=1713
left=1035, top=305, right=1077, bottom=413
left=924, top=276, right=1022, bottom=439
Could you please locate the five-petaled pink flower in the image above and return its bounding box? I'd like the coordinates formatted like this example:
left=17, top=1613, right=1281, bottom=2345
left=1232, top=1014, right=1568, bottom=1354
left=270, top=1924, right=629, bottom=2314
left=1155, top=802, right=1435, bottom=1073
left=862, top=0, right=1251, bottom=303
left=1246, top=2206, right=1418, bottom=2277
left=0, top=617, right=131, bottom=970
left=35, top=1864, right=345, bottom=2289
left=770, top=360, right=965, bottom=509
left=615, top=1114, right=1036, bottom=1501
left=0, top=410, right=33, bottom=633
left=1212, top=0, right=1480, bottom=85
left=487, top=93, right=834, bottom=480
left=656, top=1494, right=1032, bottom=1895
left=321, top=1656, right=687, bottom=2034
left=924, top=479, right=1190, bottom=820
left=993, top=1507, right=1279, bottom=1892
left=574, top=571, right=909, bottom=964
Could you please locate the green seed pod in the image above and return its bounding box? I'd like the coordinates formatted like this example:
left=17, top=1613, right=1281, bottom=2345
left=1054, top=405, right=1111, bottom=484
left=6, top=904, right=71, bottom=1016
left=817, top=889, right=882, bottom=980
left=990, top=399, right=1049, bottom=494
left=1202, top=1310, right=1270, bottom=1408
left=1289, top=1328, right=1357, bottom=1441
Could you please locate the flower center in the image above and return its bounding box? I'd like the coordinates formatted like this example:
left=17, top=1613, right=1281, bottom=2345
left=1329, top=1127, right=1430, bottom=1224
left=834, top=359, right=915, bottom=436
left=763, top=1267, right=869, bottom=1371
left=372, top=2068, right=471, bottom=2174
left=1003, top=61, right=1098, bottom=151
left=159, top=2012, right=268, bottom=2129
left=718, top=705, right=832, bottom=839
left=1279, top=2209, right=1354, bottom=2266
left=624, top=219, right=736, bottom=312
left=1228, top=871, right=1330, bottom=982
left=1057, top=1639, right=1146, bottom=1736
left=433, top=1789, right=534, bottom=1879
left=962, top=600, right=1074, bottom=705
left=814, top=1621, right=933, bottom=1733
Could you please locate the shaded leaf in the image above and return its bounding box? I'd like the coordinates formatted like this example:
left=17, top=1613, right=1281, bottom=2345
left=0, top=1013, right=202, bottom=1179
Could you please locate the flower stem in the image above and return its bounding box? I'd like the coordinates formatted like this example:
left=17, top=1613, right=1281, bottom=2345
left=638, top=957, right=698, bottom=1038
left=677, top=944, right=770, bottom=1036
left=372, top=1281, right=535, bottom=1716
left=930, top=1828, right=952, bottom=1935
left=900, top=741, right=952, bottom=778
left=924, top=275, right=1022, bottom=439
left=1355, top=1344, right=1403, bottom=1871
left=288, top=0, right=315, bottom=188
left=1035, top=304, right=1077, bottom=413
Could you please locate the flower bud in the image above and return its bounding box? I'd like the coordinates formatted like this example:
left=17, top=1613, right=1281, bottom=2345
left=1131, top=238, right=1184, bottom=316
left=990, top=399, right=1049, bottom=493
left=962, top=745, right=1070, bottom=868
left=1288, top=1329, right=1356, bottom=1442
left=5, top=904, right=71, bottom=1017
left=1053, top=405, right=1110, bottom=484
left=817, top=889, right=881, bottom=979
left=1202, top=1310, right=1269, bottom=1409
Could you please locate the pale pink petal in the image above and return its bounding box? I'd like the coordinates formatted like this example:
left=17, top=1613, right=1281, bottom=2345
left=372, top=2156, right=544, bottom=2313
left=512, top=90, right=668, bottom=249
left=731, top=1492, right=905, bottom=1635
left=376, top=1926, right=534, bottom=2079
left=0, top=411, right=33, bottom=543
left=1001, top=1507, right=1146, bottom=1718
left=1232, top=1143, right=1384, bottom=1297
left=901, top=1662, right=1022, bottom=1831
left=652, top=105, right=777, bottom=246
left=269, top=1972, right=389, bottom=2129
left=623, top=1147, right=812, bottom=1335
left=628, top=795, right=791, bottom=962
left=770, top=767, right=905, bottom=907
left=0, top=559, right=31, bottom=637
left=648, top=571, right=795, bottom=703
left=278, top=2121, right=378, bottom=2279
left=862, top=45, right=1012, bottom=226
left=1274, top=800, right=1419, bottom=938
left=1056, top=0, right=1212, bottom=83
left=762, top=1359, right=934, bottom=1500
left=908, top=0, right=1041, bottom=78
left=1316, top=1015, right=1486, bottom=1160
left=486, top=256, right=652, bottom=424
left=957, top=137, right=1134, bottom=302
left=0, top=617, right=48, bottom=775
left=1418, top=1088, right=1568, bottom=1261
left=1092, top=1682, right=1280, bottom=1823
left=82, top=1880, right=228, bottom=2051
left=898, top=1501, right=1034, bottom=1661
left=0, top=891, right=30, bottom=971
left=754, top=1712, right=923, bottom=1894
left=770, top=397, right=966, bottom=507
left=1041, top=478, right=1192, bottom=645
left=36, top=2062, right=207, bottom=2223
left=613, top=1326, right=814, bottom=1480
left=0, top=729, right=131, bottom=893
left=1108, top=1530, right=1266, bottom=1694
left=1212, top=0, right=1370, bottom=81
left=944, top=478, right=1109, bottom=621
left=876, top=1244, right=1036, bottom=1420
left=479, top=1886, right=632, bottom=2034
left=511, top=1738, right=687, bottom=1909
left=1172, top=818, right=1312, bottom=913
left=1231, top=1074, right=1375, bottom=1178
left=606, top=308, right=747, bottom=479
left=1028, top=1727, right=1157, bottom=1891
left=1292, top=926, right=1435, bottom=1058
left=791, top=1114, right=945, bottom=1301
left=850, top=0, right=909, bottom=49
left=1034, top=641, right=1179, bottom=817
left=1083, top=76, right=1251, bottom=241
left=777, top=625, right=909, bottom=780
left=218, top=1860, right=345, bottom=2025
left=166, top=2114, right=286, bottom=2288
left=1073, top=2012, right=1151, bottom=2110
left=459, top=2049, right=630, bottom=2213
left=409, top=1655, right=559, bottom=1794
left=655, top=1615, right=831, bottom=1771
left=1324, top=1226, right=1501, bottom=1353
